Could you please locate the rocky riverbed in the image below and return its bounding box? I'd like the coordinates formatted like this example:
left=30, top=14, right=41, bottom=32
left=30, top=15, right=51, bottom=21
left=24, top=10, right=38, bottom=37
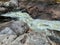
left=0, top=0, right=60, bottom=45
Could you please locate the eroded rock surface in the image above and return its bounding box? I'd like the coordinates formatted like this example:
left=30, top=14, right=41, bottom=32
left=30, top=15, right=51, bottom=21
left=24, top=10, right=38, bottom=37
left=0, top=32, right=50, bottom=45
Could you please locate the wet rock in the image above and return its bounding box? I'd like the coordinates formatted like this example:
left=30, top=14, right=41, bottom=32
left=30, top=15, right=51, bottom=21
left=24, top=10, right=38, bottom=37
left=47, top=36, right=60, bottom=45
left=0, top=21, right=12, bottom=31
left=18, top=1, right=53, bottom=20
left=0, top=0, right=60, bottom=20
left=0, top=16, right=17, bottom=22
left=10, top=21, right=29, bottom=35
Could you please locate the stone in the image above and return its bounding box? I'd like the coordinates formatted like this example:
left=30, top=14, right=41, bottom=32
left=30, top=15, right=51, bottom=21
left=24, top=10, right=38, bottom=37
left=9, top=0, right=18, bottom=7
left=0, top=0, right=9, bottom=2
left=10, top=32, right=50, bottom=45
left=24, top=32, right=50, bottom=45
left=0, top=7, right=7, bottom=12
left=0, top=35, right=17, bottom=45
left=3, top=2, right=10, bottom=7
left=18, top=0, right=60, bottom=20
left=51, top=9, right=60, bottom=20
left=0, top=20, right=29, bottom=35
left=0, top=2, right=4, bottom=6
left=0, top=27, right=16, bottom=35
left=10, top=21, right=29, bottom=35
left=47, top=36, right=60, bottom=45
left=11, top=34, right=27, bottom=45
left=0, top=0, right=18, bottom=7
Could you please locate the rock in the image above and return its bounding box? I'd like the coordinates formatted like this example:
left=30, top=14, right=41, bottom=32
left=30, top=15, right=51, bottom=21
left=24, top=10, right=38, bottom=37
left=10, top=32, right=50, bottom=45
left=3, top=2, right=10, bottom=7
left=10, top=21, right=29, bottom=35
left=51, top=8, right=60, bottom=20
left=18, top=0, right=60, bottom=20
left=0, top=31, right=50, bottom=45
left=0, top=16, right=17, bottom=23
left=0, top=20, right=29, bottom=35
left=0, top=0, right=19, bottom=14
left=26, top=3, right=53, bottom=20
left=19, top=0, right=55, bottom=3
left=47, top=36, right=60, bottom=45
left=18, top=1, right=53, bottom=20
left=0, top=0, right=9, bottom=2
left=0, top=2, right=4, bottom=6
left=0, top=21, right=12, bottom=31
left=11, top=34, right=27, bottom=45
left=0, top=0, right=18, bottom=7
left=24, top=32, right=50, bottom=45
left=9, top=0, right=18, bottom=7
left=0, top=7, right=7, bottom=12
left=0, top=35, right=17, bottom=45
left=0, top=27, right=16, bottom=35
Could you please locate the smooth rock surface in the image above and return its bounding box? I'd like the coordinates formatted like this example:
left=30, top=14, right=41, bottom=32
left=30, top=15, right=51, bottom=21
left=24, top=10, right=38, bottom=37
left=10, top=21, right=29, bottom=35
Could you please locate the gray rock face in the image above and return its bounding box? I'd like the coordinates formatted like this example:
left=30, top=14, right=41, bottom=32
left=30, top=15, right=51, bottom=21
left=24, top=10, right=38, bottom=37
left=0, top=7, right=8, bottom=13
left=9, top=0, right=18, bottom=7
left=24, top=32, right=50, bottom=45
left=4, top=2, right=10, bottom=7
left=0, top=0, right=18, bottom=8
left=0, top=35, right=17, bottom=45
left=0, top=21, right=29, bottom=35
left=0, top=27, right=16, bottom=35
left=10, top=21, right=29, bottom=35
left=0, top=2, right=3, bottom=6
left=0, top=32, right=49, bottom=45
